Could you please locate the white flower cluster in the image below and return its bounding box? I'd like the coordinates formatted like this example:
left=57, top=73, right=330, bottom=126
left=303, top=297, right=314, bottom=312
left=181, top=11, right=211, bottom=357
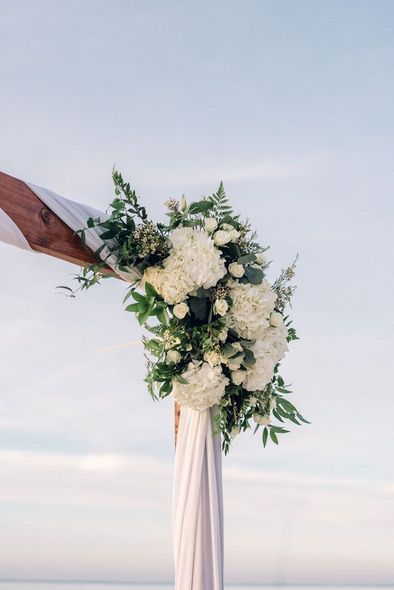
left=225, top=279, right=277, bottom=339
left=143, top=227, right=226, bottom=304
left=243, top=322, right=289, bottom=392
left=172, top=362, right=229, bottom=411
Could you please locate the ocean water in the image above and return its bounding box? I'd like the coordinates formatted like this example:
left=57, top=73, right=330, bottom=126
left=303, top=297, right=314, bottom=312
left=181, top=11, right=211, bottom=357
left=0, top=584, right=389, bottom=590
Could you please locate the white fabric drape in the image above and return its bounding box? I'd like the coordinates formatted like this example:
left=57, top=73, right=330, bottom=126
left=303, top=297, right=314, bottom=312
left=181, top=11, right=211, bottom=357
left=0, top=208, right=33, bottom=251
left=173, top=406, right=224, bottom=590
left=0, top=179, right=224, bottom=590
left=26, top=182, right=141, bottom=283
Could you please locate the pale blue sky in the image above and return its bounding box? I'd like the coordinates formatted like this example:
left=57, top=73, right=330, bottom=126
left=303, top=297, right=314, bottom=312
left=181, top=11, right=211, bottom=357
left=0, top=0, right=393, bottom=585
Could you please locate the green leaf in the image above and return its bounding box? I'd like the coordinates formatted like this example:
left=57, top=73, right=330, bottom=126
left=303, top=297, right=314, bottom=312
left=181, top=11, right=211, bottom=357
left=123, top=289, right=135, bottom=304
left=238, top=253, right=256, bottom=264
left=262, top=427, right=268, bottom=447
left=188, top=200, right=214, bottom=215
left=131, top=291, right=146, bottom=304
left=125, top=303, right=140, bottom=312
left=243, top=348, right=256, bottom=368
left=56, top=286, right=73, bottom=292
left=269, top=430, right=279, bottom=444
left=99, top=229, right=117, bottom=240
left=175, top=374, right=189, bottom=384
left=244, top=266, right=264, bottom=285
left=145, top=282, right=160, bottom=299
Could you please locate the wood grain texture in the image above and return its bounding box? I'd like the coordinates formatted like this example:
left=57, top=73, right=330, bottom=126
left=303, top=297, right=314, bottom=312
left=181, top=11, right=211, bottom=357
left=0, top=171, right=99, bottom=266
left=0, top=170, right=181, bottom=442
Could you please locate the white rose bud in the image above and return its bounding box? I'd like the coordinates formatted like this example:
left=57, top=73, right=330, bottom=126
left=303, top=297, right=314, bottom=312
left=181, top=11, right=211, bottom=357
left=229, top=229, right=240, bottom=242
left=173, top=302, right=189, bottom=319
left=213, top=230, right=232, bottom=246
left=204, top=350, right=221, bottom=367
left=228, top=363, right=241, bottom=371
left=204, top=217, right=218, bottom=233
left=269, top=311, right=283, bottom=328
left=256, top=252, right=267, bottom=266
left=230, top=425, right=240, bottom=438
left=166, top=350, right=181, bottom=364
left=221, top=223, right=234, bottom=231
left=218, top=328, right=228, bottom=342
left=232, top=342, right=243, bottom=352
left=180, top=195, right=187, bottom=211
left=185, top=343, right=192, bottom=351
left=231, top=369, right=247, bottom=385
left=228, top=262, right=245, bottom=278
left=213, top=298, right=228, bottom=316
left=253, top=414, right=271, bottom=426
left=270, top=398, right=277, bottom=410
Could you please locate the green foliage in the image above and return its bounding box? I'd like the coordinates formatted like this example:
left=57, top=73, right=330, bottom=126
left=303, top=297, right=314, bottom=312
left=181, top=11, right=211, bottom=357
left=208, top=182, right=234, bottom=220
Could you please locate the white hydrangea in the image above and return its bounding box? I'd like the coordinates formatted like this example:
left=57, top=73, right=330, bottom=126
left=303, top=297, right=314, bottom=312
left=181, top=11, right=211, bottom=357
left=225, top=279, right=277, bottom=340
left=172, top=362, right=229, bottom=411
left=243, top=324, right=289, bottom=392
left=142, top=227, right=226, bottom=304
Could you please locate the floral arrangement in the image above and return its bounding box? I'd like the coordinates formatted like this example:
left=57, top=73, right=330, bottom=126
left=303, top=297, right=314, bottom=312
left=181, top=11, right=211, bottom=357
left=66, top=170, right=307, bottom=453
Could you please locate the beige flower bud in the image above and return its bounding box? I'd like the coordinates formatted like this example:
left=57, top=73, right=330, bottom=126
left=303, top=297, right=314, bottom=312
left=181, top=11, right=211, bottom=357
left=173, top=302, right=189, bottom=319
left=269, top=311, right=283, bottom=328
left=166, top=350, right=181, bottom=364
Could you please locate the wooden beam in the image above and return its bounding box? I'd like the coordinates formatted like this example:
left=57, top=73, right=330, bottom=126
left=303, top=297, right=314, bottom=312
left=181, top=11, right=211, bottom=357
left=0, top=170, right=181, bottom=442
left=0, top=171, right=99, bottom=267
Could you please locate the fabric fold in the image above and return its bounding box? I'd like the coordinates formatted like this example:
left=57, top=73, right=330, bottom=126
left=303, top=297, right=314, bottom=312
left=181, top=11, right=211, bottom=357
left=0, top=208, right=33, bottom=251
left=173, top=406, right=224, bottom=590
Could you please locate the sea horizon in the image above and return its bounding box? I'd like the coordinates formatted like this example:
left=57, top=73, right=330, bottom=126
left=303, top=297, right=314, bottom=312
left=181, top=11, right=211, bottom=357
left=0, top=581, right=392, bottom=588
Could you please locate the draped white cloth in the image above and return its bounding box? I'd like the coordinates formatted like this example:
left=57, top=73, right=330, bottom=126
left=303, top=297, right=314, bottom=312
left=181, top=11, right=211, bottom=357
left=0, top=207, right=33, bottom=251
left=0, top=179, right=224, bottom=590
left=174, top=406, right=223, bottom=590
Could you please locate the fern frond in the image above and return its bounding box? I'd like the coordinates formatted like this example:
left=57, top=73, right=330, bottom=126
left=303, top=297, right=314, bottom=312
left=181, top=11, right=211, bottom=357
left=209, top=181, right=234, bottom=219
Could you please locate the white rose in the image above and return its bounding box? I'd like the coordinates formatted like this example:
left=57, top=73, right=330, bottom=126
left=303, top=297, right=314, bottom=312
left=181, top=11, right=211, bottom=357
left=166, top=350, right=181, bottom=364
left=229, top=229, right=240, bottom=242
left=269, top=311, right=283, bottom=328
left=231, top=369, right=247, bottom=385
left=253, top=414, right=271, bottom=426
left=204, top=217, right=218, bottom=233
left=172, top=362, right=229, bottom=411
left=213, top=230, right=232, bottom=246
left=228, top=262, right=245, bottom=278
left=173, top=302, right=189, bottom=319
left=213, top=298, right=228, bottom=316
left=204, top=350, right=222, bottom=367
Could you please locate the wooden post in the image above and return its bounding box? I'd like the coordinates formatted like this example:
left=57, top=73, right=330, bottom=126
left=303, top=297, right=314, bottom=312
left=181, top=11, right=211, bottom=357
left=0, top=170, right=180, bottom=443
